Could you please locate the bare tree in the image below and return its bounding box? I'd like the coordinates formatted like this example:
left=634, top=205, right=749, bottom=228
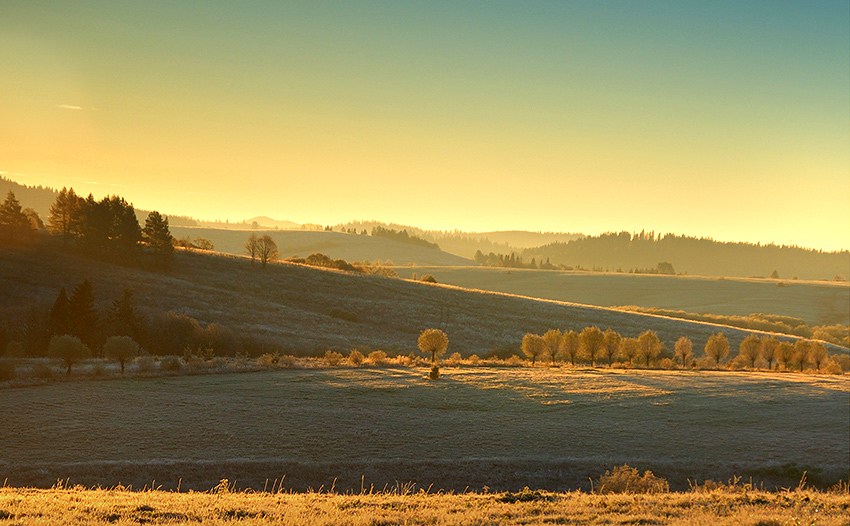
left=103, top=336, right=140, bottom=374
left=738, top=334, right=762, bottom=369
left=48, top=334, right=90, bottom=376
left=418, top=329, right=448, bottom=363
left=704, top=332, right=729, bottom=368
left=245, top=232, right=259, bottom=265
left=543, top=329, right=563, bottom=366
left=522, top=333, right=546, bottom=366
left=579, top=326, right=604, bottom=367
left=620, top=337, right=639, bottom=366
left=562, top=330, right=580, bottom=366
left=601, top=329, right=621, bottom=367
left=760, top=336, right=779, bottom=370
left=638, top=330, right=662, bottom=367
left=257, top=234, right=279, bottom=268
left=674, top=336, right=693, bottom=367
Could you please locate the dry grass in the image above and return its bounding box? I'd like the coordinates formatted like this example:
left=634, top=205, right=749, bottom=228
left=2, top=368, right=847, bottom=492
left=0, top=485, right=847, bottom=525
left=392, top=266, right=850, bottom=327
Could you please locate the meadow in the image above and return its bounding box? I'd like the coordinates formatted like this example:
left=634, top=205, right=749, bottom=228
left=393, top=266, right=850, bottom=327
left=2, top=367, right=847, bottom=493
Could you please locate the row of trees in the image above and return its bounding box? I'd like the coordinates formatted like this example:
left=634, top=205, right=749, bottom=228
left=519, top=327, right=843, bottom=372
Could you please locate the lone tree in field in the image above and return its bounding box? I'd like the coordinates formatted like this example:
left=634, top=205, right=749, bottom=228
left=257, top=234, right=279, bottom=268
left=637, top=330, right=662, bottom=367
left=601, top=329, right=621, bottom=367
left=103, top=336, right=140, bottom=374
left=674, top=336, right=693, bottom=367
left=245, top=232, right=259, bottom=264
left=760, top=335, right=779, bottom=370
left=620, top=337, right=639, bottom=366
left=418, top=329, right=448, bottom=364
left=704, top=332, right=730, bottom=367
left=521, top=333, right=546, bottom=366
left=142, top=211, right=174, bottom=262
left=48, top=334, right=91, bottom=376
left=738, top=334, right=762, bottom=369
left=579, top=326, right=604, bottom=367
left=542, top=329, right=562, bottom=365
left=562, top=330, right=580, bottom=365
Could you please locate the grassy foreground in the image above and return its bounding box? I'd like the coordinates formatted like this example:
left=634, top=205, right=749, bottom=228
left=1, top=485, right=848, bottom=525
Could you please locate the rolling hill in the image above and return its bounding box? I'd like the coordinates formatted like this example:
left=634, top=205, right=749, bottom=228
left=1, top=240, right=841, bottom=358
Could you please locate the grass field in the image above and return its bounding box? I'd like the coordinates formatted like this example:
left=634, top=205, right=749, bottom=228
left=393, top=267, right=850, bottom=327
left=2, top=486, right=848, bottom=525
left=2, top=368, right=847, bottom=492
left=2, top=243, right=841, bottom=358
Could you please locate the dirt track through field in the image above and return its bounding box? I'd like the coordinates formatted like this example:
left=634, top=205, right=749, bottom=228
left=1, top=368, right=847, bottom=492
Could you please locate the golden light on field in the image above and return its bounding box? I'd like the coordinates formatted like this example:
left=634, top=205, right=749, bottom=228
left=1, top=2, right=847, bottom=250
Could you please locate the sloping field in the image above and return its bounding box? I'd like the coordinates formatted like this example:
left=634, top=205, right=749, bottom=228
left=170, top=227, right=474, bottom=267
left=1, top=368, right=846, bottom=491
left=394, top=266, right=850, bottom=327
left=0, top=243, right=840, bottom=356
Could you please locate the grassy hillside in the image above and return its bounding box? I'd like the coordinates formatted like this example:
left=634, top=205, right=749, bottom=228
left=170, top=227, right=474, bottom=267
left=1, top=368, right=846, bottom=492
left=0, top=242, right=833, bottom=357
left=392, top=266, right=850, bottom=327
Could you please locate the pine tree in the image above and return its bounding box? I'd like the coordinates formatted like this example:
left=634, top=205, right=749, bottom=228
left=48, top=287, right=71, bottom=337
left=0, top=191, right=34, bottom=242
left=68, top=279, right=100, bottom=354
left=143, top=211, right=174, bottom=262
left=48, top=187, right=80, bottom=244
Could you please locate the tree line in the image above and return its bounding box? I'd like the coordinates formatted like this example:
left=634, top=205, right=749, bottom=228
left=517, top=327, right=846, bottom=373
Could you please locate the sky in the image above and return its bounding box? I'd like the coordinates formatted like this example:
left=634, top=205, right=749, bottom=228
left=1, top=1, right=848, bottom=251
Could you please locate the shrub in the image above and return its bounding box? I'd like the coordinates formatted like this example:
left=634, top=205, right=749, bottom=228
left=429, top=365, right=440, bottom=380
left=447, top=352, right=462, bottom=366
left=0, top=359, right=15, bottom=382
left=419, top=274, right=437, bottom=283
left=658, top=358, right=676, bottom=370
left=160, top=355, right=181, bottom=372
left=256, top=353, right=280, bottom=367
left=323, top=350, right=344, bottom=366
left=467, top=354, right=481, bottom=366
left=348, top=349, right=364, bottom=366
left=506, top=355, right=523, bottom=367
left=366, top=350, right=388, bottom=365
left=597, top=465, right=669, bottom=494
left=134, top=355, right=156, bottom=373
left=91, top=361, right=106, bottom=377
left=31, top=362, right=56, bottom=380
left=278, top=355, right=297, bottom=368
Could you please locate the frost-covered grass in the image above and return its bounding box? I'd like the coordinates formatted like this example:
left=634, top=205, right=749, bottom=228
left=1, top=368, right=846, bottom=492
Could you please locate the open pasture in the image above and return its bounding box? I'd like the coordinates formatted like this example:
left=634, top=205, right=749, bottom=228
left=394, top=266, right=850, bottom=327
left=1, top=367, right=846, bottom=492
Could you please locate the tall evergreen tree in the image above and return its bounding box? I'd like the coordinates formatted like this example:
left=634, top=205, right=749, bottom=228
left=0, top=191, right=34, bottom=242
left=48, top=287, right=71, bottom=337
left=143, top=211, right=174, bottom=262
left=68, top=279, right=100, bottom=354
left=107, top=287, right=138, bottom=338
left=48, top=187, right=80, bottom=244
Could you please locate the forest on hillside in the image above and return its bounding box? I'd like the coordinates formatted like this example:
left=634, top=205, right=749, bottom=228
left=522, top=231, right=849, bottom=281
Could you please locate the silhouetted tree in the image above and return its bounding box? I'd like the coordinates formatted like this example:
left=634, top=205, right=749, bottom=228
left=563, top=330, right=580, bottom=365
left=0, top=191, right=34, bottom=243
left=245, top=232, right=259, bottom=264
left=601, top=328, right=621, bottom=367
left=674, top=336, right=693, bottom=367
left=68, top=279, right=99, bottom=354
left=48, top=287, right=71, bottom=337
left=579, top=326, right=604, bottom=367
left=257, top=234, right=279, bottom=268
left=704, top=332, right=730, bottom=367
left=738, top=334, right=762, bottom=369
left=521, top=333, right=545, bottom=366
left=418, top=328, right=448, bottom=363
left=143, top=211, right=173, bottom=262
left=106, top=287, right=138, bottom=338
left=103, top=335, right=140, bottom=374
left=48, top=334, right=90, bottom=376
left=637, top=330, right=662, bottom=367
left=48, top=187, right=80, bottom=244
left=543, top=329, right=562, bottom=365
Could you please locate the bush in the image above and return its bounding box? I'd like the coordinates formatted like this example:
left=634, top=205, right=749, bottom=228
left=256, top=353, right=280, bottom=367
left=134, top=355, right=156, bottom=373
left=31, top=362, right=56, bottom=380
left=278, top=355, right=297, bottom=368
left=429, top=365, right=440, bottom=380
left=419, top=274, right=437, bottom=283
left=467, top=354, right=481, bottom=366
left=597, top=465, right=669, bottom=494
left=0, top=359, right=15, bottom=382
left=658, top=358, right=676, bottom=370
left=348, top=349, right=364, bottom=366
left=506, top=355, right=523, bottom=367
left=446, top=352, right=462, bottom=366
left=366, top=350, right=388, bottom=365
left=160, top=355, right=181, bottom=372
left=323, top=350, right=344, bottom=366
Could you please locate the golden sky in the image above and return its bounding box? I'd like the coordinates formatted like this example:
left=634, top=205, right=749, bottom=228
left=1, top=2, right=848, bottom=251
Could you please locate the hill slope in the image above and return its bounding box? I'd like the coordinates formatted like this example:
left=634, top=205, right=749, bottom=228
left=0, top=242, right=836, bottom=357
left=170, top=227, right=474, bottom=267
